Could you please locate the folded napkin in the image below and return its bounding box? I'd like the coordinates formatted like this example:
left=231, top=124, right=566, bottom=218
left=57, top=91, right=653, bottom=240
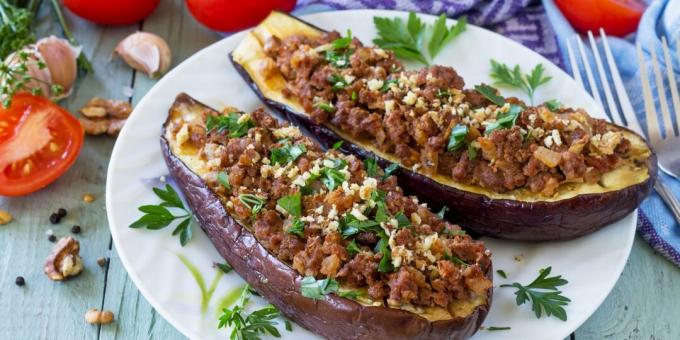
left=544, top=0, right=680, bottom=266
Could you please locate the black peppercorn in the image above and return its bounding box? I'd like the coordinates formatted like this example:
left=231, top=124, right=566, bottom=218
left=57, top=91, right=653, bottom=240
left=15, top=276, right=25, bottom=286
left=57, top=208, right=67, bottom=217
left=71, top=225, right=81, bottom=234
left=48, top=234, right=57, bottom=242
left=49, top=213, right=60, bottom=224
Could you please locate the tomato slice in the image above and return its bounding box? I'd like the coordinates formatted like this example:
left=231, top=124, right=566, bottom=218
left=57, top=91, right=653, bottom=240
left=0, top=94, right=84, bottom=196
left=555, top=0, right=646, bottom=37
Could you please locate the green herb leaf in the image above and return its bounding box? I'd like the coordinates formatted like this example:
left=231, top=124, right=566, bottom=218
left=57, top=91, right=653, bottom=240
left=436, top=206, right=449, bottom=219
left=500, top=266, right=571, bottom=321
left=277, top=193, right=302, bottom=217
left=467, top=143, right=478, bottom=160
left=129, top=185, right=194, bottom=246
left=205, top=112, right=254, bottom=138
left=444, top=252, right=468, bottom=266
left=484, top=104, right=522, bottom=135
left=172, top=218, right=193, bottom=246
left=239, top=194, right=267, bottom=216
left=338, top=290, right=364, bottom=299
left=270, top=143, right=307, bottom=165
left=340, top=213, right=381, bottom=238
left=346, top=239, right=361, bottom=256
left=286, top=218, right=305, bottom=238
left=332, top=140, right=344, bottom=149
left=317, top=159, right=348, bottom=191
left=447, top=124, right=468, bottom=151
left=380, top=79, right=398, bottom=93
left=489, top=60, right=552, bottom=104
left=328, top=74, right=349, bottom=91
left=325, top=49, right=352, bottom=68
left=314, top=102, right=335, bottom=113
left=364, top=157, right=379, bottom=177
left=487, top=326, right=511, bottom=331
left=331, top=29, right=353, bottom=50
left=382, top=163, right=399, bottom=180
left=374, top=202, right=389, bottom=224
left=474, top=84, right=505, bottom=106
left=300, top=277, right=339, bottom=300
left=373, top=12, right=429, bottom=65
left=543, top=99, right=563, bottom=111
left=428, top=15, right=467, bottom=59
left=216, top=262, right=234, bottom=274
left=394, top=211, right=411, bottom=228
left=217, top=171, right=231, bottom=190
left=217, top=304, right=282, bottom=340
left=496, top=269, right=507, bottom=279
left=375, top=231, right=394, bottom=273
left=350, top=91, right=358, bottom=101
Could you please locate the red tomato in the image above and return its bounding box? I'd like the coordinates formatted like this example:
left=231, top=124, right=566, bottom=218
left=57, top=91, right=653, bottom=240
left=185, top=0, right=297, bottom=32
left=64, top=0, right=160, bottom=25
left=0, top=94, right=84, bottom=196
left=555, top=0, right=646, bottom=37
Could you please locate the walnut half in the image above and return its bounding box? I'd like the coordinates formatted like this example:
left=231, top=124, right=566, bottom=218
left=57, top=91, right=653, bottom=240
left=44, top=237, right=84, bottom=281
left=78, top=97, right=132, bottom=136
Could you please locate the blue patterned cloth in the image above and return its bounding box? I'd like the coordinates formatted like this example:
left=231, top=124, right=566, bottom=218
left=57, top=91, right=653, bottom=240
left=294, top=0, right=680, bottom=265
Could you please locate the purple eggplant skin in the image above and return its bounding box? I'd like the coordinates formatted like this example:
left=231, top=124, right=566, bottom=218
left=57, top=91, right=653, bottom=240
left=230, top=53, right=657, bottom=241
left=160, top=93, right=492, bottom=340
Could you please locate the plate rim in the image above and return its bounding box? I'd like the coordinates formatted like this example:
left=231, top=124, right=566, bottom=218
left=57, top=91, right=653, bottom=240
left=106, top=9, right=636, bottom=340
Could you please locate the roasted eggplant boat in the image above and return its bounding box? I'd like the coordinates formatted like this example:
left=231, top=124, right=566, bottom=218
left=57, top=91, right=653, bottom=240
left=162, top=93, right=493, bottom=339
left=230, top=11, right=656, bottom=241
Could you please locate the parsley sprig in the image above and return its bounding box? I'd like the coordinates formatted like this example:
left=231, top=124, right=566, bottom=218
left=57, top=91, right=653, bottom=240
left=218, top=285, right=283, bottom=340
left=270, top=143, right=306, bottom=165
left=206, top=112, right=254, bottom=138
left=239, top=194, right=267, bottom=216
left=0, top=50, right=63, bottom=107
left=300, top=277, right=339, bottom=300
left=500, top=266, right=571, bottom=321
left=373, top=12, right=466, bottom=66
left=489, top=60, right=551, bottom=104
left=129, top=184, right=194, bottom=246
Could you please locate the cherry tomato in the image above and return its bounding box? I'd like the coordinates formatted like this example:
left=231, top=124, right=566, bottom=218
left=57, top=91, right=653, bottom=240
left=64, top=0, right=160, bottom=25
left=0, top=94, right=84, bottom=196
left=185, top=0, right=297, bottom=32
left=555, top=0, right=646, bottom=37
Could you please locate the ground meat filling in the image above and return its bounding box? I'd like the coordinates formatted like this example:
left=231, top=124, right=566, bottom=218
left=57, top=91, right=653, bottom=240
left=171, top=107, right=492, bottom=310
left=262, top=32, right=635, bottom=196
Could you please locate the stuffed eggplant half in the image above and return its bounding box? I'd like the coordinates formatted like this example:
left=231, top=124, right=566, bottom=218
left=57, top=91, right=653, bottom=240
left=162, top=93, right=493, bottom=339
left=230, top=11, right=656, bottom=241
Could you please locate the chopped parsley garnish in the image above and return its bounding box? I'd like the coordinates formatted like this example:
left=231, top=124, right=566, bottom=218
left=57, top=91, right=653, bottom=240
left=217, top=171, right=231, bottom=190
left=394, top=211, right=411, bottom=228
left=338, top=290, right=363, bottom=299
left=364, top=157, right=379, bottom=177
left=467, top=143, right=478, bottom=160
left=380, top=79, right=398, bottom=93
left=436, top=206, right=449, bottom=219
left=205, top=112, right=254, bottom=138
left=129, top=184, right=194, bottom=246
left=216, top=262, right=234, bottom=274
left=474, top=84, right=505, bottom=106
left=447, top=124, right=468, bottom=151
left=375, top=230, right=394, bottom=273
left=382, top=163, right=399, bottom=180
left=374, top=201, right=389, bottom=224
left=373, top=12, right=466, bottom=66
left=346, top=239, right=361, bottom=256
left=340, top=213, right=381, bottom=238
left=276, top=193, right=302, bottom=217
left=496, top=269, right=508, bottom=279
left=325, top=30, right=353, bottom=68
left=314, top=102, right=335, bottom=113
left=300, top=277, right=339, bottom=300
left=489, top=60, right=552, bottom=104
left=500, top=266, right=571, bottom=321
left=543, top=99, right=563, bottom=111
left=238, top=194, right=266, bottom=216
left=317, top=159, right=348, bottom=191
left=331, top=29, right=353, bottom=50
left=436, top=89, right=451, bottom=98
left=286, top=218, right=305, bottom=238
left=484, top=104, right=522, bottom=135
left=285, top=320, right=293, bottom=332
left=332, top=140, right=344, bottom=149
left=444, top=252, right=468, bottom=266
left=350, top=91, right=358, bottom=101
left=487, top=326, right=511, bottom=331
left=270, top=143, right=306, bottom=165
left=328, top=74, right=348, bottom=91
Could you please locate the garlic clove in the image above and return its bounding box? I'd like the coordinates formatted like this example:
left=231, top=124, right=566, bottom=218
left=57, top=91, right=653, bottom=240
left=114, top=32, right=171, bottom=79
left=3, top=49, right=52, bottom=98
left=36, top=36, right=79, bottom=99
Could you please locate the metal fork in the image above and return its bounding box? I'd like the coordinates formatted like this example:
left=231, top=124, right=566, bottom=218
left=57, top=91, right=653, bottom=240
left=566, top=29, right=680, bottom=223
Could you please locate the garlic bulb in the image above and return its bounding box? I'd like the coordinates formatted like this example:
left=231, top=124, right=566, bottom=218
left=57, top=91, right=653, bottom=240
left=114, top=32, right=171, bottom=79
left=4, top=36, right=79, bottom=100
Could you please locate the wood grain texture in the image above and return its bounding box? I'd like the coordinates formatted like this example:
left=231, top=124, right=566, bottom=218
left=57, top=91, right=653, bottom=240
left=0, top=2, right=679, bottom=340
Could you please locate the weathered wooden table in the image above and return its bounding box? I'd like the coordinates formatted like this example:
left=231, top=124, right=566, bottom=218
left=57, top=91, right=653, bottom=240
left=1, top=1, right=679, bottom=339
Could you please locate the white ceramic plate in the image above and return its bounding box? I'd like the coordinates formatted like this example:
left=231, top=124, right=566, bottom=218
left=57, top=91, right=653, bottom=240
left=106, top=10, right=636, bottom=340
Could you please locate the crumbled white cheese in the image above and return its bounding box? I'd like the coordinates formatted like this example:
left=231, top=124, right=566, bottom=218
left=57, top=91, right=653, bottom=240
left=359, top=177, right=378, bottom=200
left=367, top=79, right=384, bottom=92
left=255, top=133, right=262, bottom=143
left=272, top=126, right=302, bottom=139
left=260, top=164, right=272, bottom=178
left=403, top=91, right=417, bottom=105
left=314, top=205, right=324, bottom=214
left=384, top=100, right=395, bottom=113
left=551, top=129, right=563, bottom=146
left=415, top=97, right=427, bottom=110
left=351, top=207, right=368, bottom=221
left=176, top=124, right=189, bottom=146
left=374, top=48, right=388, bottom=58
left=328, top=205, right=338, bottom=220
left=344, top=74, right=356, bottom=84
left=410, top=212, right=422, bottom=225
left=544, top=135, right=554, bottom=148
